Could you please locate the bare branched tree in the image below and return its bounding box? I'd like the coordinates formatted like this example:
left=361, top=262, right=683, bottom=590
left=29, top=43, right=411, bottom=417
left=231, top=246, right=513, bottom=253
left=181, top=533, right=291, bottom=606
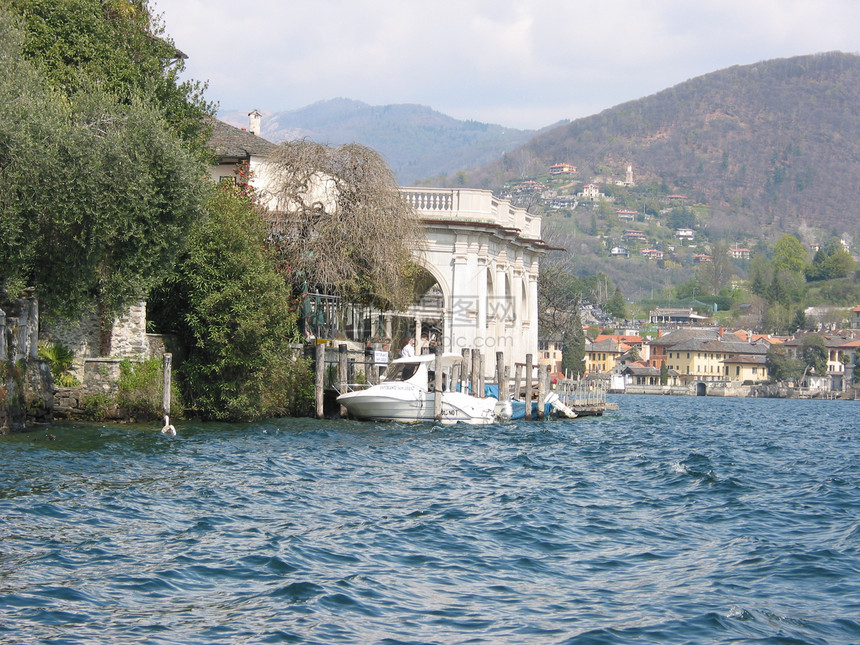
left=261, top=141, right=422, bottom=309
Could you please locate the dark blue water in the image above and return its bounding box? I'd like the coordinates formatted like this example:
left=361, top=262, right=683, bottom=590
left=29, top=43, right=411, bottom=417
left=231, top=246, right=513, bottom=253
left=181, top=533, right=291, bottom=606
left=1, top=395, right=858, bottom=644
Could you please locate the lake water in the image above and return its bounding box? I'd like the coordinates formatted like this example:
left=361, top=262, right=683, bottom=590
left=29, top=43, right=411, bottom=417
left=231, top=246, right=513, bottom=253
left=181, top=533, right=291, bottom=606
left=1, top=395, right=858, bottom=644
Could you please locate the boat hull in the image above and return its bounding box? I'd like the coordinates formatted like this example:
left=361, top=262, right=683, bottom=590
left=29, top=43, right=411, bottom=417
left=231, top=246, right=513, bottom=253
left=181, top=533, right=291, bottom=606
left=337, top=386, right=498, bottom=425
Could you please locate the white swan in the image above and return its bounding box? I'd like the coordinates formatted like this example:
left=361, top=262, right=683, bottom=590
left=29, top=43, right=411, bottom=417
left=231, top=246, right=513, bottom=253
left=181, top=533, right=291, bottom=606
left=161, top=415, right=177, bottom=436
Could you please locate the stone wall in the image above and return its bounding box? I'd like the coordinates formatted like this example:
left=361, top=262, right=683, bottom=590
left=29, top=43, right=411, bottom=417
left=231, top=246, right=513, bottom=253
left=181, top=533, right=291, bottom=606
left=1, top=294, right=53, bottom=433
left=41, top=301, right=150, bottom=381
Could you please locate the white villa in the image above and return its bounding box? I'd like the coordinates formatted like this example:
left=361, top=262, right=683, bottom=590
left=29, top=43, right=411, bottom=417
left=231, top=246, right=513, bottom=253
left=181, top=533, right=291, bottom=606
left=209, top=113, right=549, bottom=367
left=400, top=188, right=547, bottom=362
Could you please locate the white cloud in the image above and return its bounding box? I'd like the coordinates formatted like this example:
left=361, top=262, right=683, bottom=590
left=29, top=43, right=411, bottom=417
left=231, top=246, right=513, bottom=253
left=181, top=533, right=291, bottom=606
left=155, top=0, right=860, bottom=129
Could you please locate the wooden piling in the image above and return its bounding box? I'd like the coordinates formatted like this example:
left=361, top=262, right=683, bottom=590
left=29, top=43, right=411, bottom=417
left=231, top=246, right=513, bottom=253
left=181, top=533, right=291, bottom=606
left=433, top=346, right=443, bottom=421
left=161, top=353, right=172, bottom=419
left=525, top=354, right=534, bottom=420
left=536, top=363, right=547, bottom=420
left=471, top=349, right=481, bottom=397
left=315, top=342, right=325, bottom=419
left=496, top=351, right=507, bottom=400
left=461, top=348, right=471, bottom=394
left=514, top=363, right=523, bottom=403
left=338, top=344, right=348, bottom=418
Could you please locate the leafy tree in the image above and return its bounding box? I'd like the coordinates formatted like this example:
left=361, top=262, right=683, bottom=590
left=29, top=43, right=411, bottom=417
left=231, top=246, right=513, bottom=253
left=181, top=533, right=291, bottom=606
left=772, top=234, right=808, bottom=273
left=800, top=333, right=828, bottom=377
left=604, top=286, right=626, bottom=320
left=561, top=315, right=586, bottom=378
left=766, top=345, right=804, bottom=383
left=1, top=4, right=209, bottom=354
left=150, top=185, right=312, bottom=421
left=666, top=207, right=696, bottom=230
left=263, top=141, right=421, bottom=309
left=696, top=240, right=733, bottom=296
left=806, top=237, right=855, bottom=281
left=7, top=0, right=212, bottom=150
left=659, top=360, right=669, bottom=385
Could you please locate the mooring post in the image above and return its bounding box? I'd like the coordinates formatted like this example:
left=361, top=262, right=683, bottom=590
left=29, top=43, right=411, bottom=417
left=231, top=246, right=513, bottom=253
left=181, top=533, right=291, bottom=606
left=315, top=342, right=325, bottom=419
left=525, top=354, right=534, bottom=420
left=496, top=351, right=506, bottom=401
left=514, top=363, right=523, bottom=403
left=537, top=363, right=547, bottom=420
left=338, top=343, right=348, bottom=418
left=364, top=343, right=374, bottom=385
left=162, top=353, right=172, bottom=419
left=0, top=308, right=6, bottom=363
left=451, top=359, right=461, bottom=393
left=471, top=349, right=481, bottom=397
left=433, top=346, right=443, bottom=421
left=461, top=348, right=471, bottom=394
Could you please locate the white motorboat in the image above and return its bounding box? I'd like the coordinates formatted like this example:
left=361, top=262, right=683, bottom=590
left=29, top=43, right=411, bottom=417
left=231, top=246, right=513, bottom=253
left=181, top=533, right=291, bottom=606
left=337, top=353, right=504, bottom=425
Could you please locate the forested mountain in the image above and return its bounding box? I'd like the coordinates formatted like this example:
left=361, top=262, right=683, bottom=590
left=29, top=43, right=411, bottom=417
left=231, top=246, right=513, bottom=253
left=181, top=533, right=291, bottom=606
left=460, top=52, right=860, bottom=239
left=220, top=99, right=546, bottom=184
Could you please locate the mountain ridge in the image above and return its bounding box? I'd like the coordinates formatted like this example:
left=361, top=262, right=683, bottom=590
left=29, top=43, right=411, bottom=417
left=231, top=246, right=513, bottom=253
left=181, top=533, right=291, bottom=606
left=220, top=99, right=552, bottom=184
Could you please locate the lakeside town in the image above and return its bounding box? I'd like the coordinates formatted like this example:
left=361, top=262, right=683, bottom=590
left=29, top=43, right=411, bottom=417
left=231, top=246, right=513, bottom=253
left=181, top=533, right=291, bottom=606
left=542, top=305, right=860, bottom=398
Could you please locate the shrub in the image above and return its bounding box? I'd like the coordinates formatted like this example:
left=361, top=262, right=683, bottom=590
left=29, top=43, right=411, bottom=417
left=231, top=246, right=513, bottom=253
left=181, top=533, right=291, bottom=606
left=38, top=341, right=81, bottom=387
left=81, top=393, right=113, bottom=421
left=117, top=358, right=182, bottom=421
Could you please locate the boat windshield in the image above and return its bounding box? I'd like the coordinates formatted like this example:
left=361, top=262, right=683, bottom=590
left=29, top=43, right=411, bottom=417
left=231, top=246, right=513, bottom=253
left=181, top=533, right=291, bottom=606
left=384, top=362, right=420, bottom=382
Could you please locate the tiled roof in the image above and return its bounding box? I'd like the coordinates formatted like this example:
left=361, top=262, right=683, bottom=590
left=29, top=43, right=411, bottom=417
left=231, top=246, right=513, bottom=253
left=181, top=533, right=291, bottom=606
left=208, top=118, right=277, bottom=159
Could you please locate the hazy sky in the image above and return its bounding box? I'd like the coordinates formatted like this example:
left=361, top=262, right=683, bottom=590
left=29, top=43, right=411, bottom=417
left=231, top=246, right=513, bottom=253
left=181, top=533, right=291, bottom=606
left=155, top=0, right=860, bottom=130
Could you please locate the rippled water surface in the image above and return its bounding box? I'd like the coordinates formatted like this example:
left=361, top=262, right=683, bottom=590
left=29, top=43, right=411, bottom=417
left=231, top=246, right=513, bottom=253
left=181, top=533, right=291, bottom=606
left=2, top=395, right=859, bottom=644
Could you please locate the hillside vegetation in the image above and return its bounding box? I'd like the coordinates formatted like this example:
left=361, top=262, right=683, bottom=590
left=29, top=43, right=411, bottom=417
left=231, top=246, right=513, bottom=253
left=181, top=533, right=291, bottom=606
left=461, top=52, right=860, bottom=238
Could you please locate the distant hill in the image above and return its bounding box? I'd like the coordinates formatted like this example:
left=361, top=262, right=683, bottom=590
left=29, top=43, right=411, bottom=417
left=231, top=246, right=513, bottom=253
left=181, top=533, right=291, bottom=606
left=459, top=52, right=860, bottom=239
left=220, top=99, right=548, bottom=185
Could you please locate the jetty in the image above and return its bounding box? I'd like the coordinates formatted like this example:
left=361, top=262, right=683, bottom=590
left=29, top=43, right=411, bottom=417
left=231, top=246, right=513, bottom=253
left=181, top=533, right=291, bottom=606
left=313, top=341, right=607, bottom=421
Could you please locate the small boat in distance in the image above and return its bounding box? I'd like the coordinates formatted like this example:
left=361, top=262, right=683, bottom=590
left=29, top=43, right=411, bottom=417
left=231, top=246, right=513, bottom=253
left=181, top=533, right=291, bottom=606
left=337, top=353, right=505, bottom=425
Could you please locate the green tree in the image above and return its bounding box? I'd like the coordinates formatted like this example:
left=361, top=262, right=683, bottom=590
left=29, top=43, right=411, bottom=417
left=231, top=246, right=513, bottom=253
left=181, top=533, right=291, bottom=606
left=800, top=333, right=828, bottom=377
left=8, top=0, right=212, bottom=150
left=1, top=4, right=210, bottom=352
left=659, top=360, right=669, bottom=385
left=772, top=234, right=807, bottom=273
left=765, top=345, right=804, bottom=383
left=561, top=312, right=586, bottom=377
left=604, top=286, right=626, bottom=320
left=696, top=240, right=733, bottom=296
left=807, top=237, right=855, bottom=281
left=150, top=185, right=312, bottom=421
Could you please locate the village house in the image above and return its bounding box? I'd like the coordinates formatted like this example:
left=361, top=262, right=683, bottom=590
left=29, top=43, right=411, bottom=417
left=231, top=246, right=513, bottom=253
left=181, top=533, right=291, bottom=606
left=646, top=328, right=771, bottom=385
left=641, top=248, right=664, bottom=260
left=622, top=229, right=647, bottom=243
left=548, top=163, right=577, bottom=175
left=585, top=335, right=633, bottom=373
left=728, top=247, right=751, bottom=260
left=579, top=183, right=604, bottom=201
left=649, top=307, right=708, bottom=325
left=609, top=246, right=630, bottom=258
left=782, top=330, right=859, bottom=390
left=675, top=228, right=695, bottom=241
left=616, top=209, right=637, bottom=222
left=537, top=334, right=565, bottom=373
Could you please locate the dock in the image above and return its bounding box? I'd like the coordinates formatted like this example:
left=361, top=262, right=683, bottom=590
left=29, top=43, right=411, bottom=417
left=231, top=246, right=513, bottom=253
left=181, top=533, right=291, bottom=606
left=314, top=341, right=609, bottom=421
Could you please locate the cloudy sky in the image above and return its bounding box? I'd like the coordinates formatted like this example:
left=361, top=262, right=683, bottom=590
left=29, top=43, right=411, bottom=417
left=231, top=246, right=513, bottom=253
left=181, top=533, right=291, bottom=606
left=155, top=0, right=860, bottom=130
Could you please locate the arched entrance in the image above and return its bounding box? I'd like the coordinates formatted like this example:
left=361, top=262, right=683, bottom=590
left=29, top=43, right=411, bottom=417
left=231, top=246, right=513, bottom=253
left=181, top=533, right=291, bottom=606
left=696, top=382, right=707, bottom=396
